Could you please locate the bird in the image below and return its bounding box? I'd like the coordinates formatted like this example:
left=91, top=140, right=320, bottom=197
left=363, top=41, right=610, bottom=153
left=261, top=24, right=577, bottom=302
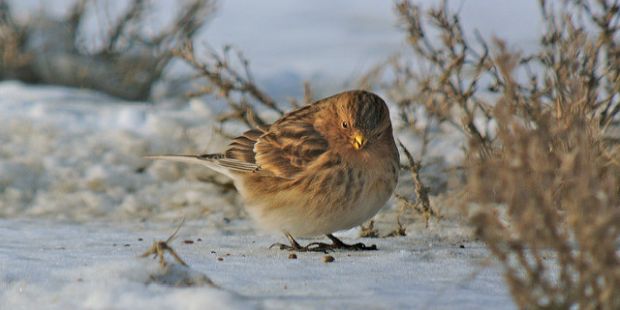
left=147, top=90, right=400, bottom=252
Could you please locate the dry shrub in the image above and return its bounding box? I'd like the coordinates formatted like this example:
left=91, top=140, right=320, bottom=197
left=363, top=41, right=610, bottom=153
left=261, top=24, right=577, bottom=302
left=468, top=78, right=620, bottom=309
left=0, top=0, right=32, bottom=81
left=363, top=0, right=501, bottom=227
left=467, top=2, right=620, bottom=306
left=384, top=0, right=620, bottom=308
left=174, top=41, right=292, bottom=136
left=377, top=0, right=620, bottom=165
left=0, top=0, right=214, bottom=100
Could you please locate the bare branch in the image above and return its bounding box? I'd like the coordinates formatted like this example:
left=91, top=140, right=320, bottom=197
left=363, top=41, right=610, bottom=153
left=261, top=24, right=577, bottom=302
left=105, top=0, right=145, bottom=52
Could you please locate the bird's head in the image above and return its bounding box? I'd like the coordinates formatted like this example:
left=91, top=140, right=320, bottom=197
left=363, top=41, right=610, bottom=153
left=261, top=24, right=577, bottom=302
left=316, top=90, right=393, bottom=154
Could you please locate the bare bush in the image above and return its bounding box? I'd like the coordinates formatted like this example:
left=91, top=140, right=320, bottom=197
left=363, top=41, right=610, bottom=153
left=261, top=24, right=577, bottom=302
left=0, top=0, right=214, bottom=100
left=468, top=81, right=620, bottom=309
left=375, top=0, right=620, bottom=163
left=382, top=0, right=620, bottom=308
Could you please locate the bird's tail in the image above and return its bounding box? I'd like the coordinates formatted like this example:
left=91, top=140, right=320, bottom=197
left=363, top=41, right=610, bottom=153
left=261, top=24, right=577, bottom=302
left=145, top=154, right=259, bottom=178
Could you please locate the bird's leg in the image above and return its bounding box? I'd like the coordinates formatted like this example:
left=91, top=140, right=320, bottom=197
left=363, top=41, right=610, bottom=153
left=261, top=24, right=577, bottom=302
left=286, top=233, right=303, bottom=249
left=269, top=232, right=304, bottom=251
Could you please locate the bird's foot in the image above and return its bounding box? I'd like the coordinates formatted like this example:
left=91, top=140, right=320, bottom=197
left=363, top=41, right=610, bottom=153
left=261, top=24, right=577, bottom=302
left=324, top=233, right=378, bottom=251
left=269, top=233, right=377, bottom=253
left=269, top=242, right=330, bottom=253
left=305, top=240, right=377, bottom=252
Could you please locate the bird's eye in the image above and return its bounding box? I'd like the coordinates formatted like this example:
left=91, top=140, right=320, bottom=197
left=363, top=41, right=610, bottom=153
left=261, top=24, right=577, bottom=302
left=342, top=121, right=348, bottom=128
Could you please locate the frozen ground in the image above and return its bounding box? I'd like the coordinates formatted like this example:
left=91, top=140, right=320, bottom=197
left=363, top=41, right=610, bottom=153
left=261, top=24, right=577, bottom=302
left=0, top=219, right=513, bottom=310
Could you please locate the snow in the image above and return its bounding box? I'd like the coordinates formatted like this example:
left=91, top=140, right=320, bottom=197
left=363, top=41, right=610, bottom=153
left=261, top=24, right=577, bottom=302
left=0, top=82, right=238, bottom=220
left=0, top=219, right=513, bottom=310
left=0, top=1, right=545, bottom=308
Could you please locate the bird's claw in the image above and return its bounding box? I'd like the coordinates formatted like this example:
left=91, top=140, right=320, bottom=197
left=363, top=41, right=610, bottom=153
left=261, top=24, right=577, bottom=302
left=269, top=242, right=330, bottom=253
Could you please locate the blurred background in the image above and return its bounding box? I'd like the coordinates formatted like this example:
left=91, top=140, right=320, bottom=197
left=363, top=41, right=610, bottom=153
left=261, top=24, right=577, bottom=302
left=2, top=0, right=540, bottom=100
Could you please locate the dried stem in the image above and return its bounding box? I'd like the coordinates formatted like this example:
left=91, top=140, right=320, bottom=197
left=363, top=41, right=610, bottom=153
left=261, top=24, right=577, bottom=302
left=141, top=218, right=188, bottom=268
left=398, top=141, right=435, bottom=228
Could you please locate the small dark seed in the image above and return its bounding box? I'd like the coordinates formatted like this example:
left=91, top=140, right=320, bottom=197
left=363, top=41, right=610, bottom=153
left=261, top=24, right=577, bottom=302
left=217, top=257, right=224, bottom=261
left=459, top=244, right=465, bottom=249
left=138, top=238, right=143, bottom=241
left=288, top=253, right=297, bottom=259
left=197, top=238, right=202, bottom=242
left=322, top=255, right=335, bottom=263
left=184, top=240, right=194, bottom=244
left=124, top=244, right=130, bottom=247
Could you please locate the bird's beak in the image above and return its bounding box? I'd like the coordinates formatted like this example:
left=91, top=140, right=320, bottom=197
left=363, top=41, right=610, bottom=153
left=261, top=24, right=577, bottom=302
left=353, top=133, right=366, bottom=150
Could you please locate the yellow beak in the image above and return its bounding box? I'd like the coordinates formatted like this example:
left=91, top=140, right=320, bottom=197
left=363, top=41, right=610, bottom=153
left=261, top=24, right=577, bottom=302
left=353, top=133, right=366, bottom=150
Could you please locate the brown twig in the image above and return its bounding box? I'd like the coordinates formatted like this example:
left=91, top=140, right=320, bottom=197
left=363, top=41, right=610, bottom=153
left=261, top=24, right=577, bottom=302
left=397, top=141, right=435, bottom=228
left=141, top=218, right=188, bottom=267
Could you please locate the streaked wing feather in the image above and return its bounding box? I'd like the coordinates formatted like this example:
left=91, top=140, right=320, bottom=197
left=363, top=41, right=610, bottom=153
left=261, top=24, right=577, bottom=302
left=253, top=106, right=328, bottom=179
left=215, top=158, right=261, bottom=172
left=225, top=129, right=263, bottom=163
left=149, top=104, right=327, bottom=179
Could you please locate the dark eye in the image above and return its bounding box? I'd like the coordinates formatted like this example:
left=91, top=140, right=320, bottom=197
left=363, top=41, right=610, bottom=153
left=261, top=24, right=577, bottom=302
left=342, top=121, right=348, bottom=128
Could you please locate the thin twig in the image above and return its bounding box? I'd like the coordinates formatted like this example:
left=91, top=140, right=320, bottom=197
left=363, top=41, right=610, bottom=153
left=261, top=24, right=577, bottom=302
left=397, top=140, right=435, bottom=227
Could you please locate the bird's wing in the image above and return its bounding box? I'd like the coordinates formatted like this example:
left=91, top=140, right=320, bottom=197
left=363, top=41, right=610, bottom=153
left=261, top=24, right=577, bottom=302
left=148, top=105, right=328, bottom=179
left=253, top=106, right=329, bottom=179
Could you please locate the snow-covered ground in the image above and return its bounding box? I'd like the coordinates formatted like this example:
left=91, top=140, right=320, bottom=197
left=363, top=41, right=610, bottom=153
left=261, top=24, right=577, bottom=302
left=0, top=81, right=514, bottom=310
left=0, top=1, right=547, bottom=308
left=0, top=218, right=512, bottom=310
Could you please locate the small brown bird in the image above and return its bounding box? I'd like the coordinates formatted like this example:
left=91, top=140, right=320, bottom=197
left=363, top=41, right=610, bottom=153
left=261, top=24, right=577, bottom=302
left=148, top=90, right=400, bottom=251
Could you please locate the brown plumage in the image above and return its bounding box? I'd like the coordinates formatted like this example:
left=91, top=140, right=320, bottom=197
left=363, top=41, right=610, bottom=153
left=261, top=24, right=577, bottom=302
left=147, top=90, right=400, bottom=251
